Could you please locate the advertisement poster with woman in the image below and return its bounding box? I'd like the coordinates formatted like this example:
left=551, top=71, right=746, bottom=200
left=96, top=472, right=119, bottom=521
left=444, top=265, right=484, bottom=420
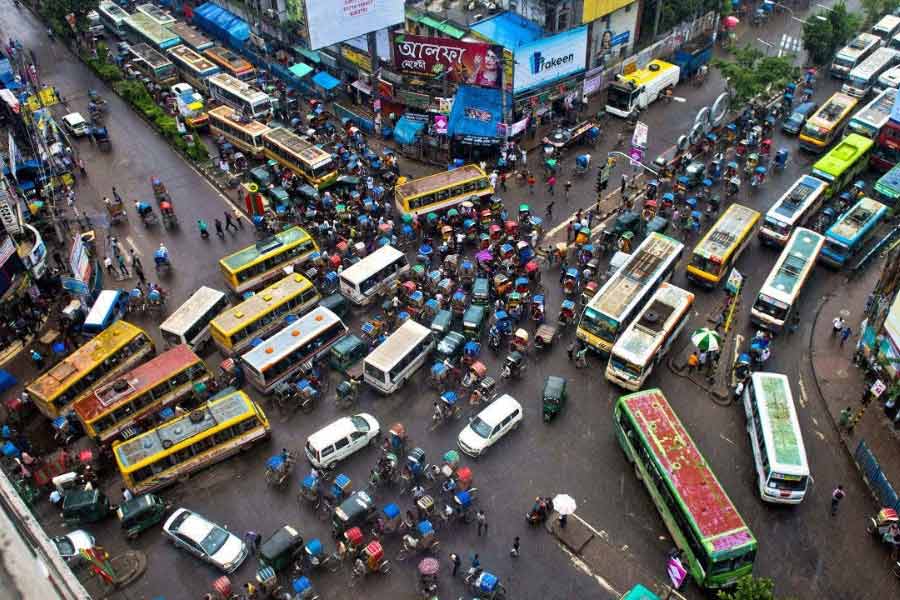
left=393, top=34, right=503, bottom=89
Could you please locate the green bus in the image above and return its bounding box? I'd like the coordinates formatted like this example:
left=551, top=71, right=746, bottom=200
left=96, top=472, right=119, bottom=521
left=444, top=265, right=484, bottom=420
left=811, top=132, right=874, bottom=198
left=874, top=161, right=900, bottom=205
left=613, top=389, right=757, bottom=589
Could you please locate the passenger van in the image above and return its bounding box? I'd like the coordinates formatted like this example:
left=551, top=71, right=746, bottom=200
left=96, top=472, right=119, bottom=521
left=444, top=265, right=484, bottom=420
left=82, top=290, right=127, bottom=336
left=457, top=394, right=522, bottom=457
left=305, top=413, right=380, bottom=469
left=872, top=14, right=900, bottom=43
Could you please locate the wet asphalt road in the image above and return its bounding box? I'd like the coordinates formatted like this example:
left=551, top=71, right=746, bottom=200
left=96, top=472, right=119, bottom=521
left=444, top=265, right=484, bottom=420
left=5, top=1, right=896, bottom=599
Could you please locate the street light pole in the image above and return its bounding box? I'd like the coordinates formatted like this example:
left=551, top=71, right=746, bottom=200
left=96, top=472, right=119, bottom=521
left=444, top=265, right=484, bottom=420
left=757, top=38, right=775, bottom=56
left=606, top=151, right=659, bottom=177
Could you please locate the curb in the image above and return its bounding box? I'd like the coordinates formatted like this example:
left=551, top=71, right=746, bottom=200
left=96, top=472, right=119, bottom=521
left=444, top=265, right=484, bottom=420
left=665, top=354, right=730, bottom=404
left=808, top=292, right=850, bottom=443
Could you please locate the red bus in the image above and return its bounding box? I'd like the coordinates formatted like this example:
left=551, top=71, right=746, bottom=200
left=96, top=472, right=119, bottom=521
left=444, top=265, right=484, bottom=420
left=873, top=120, right=900, bottom=172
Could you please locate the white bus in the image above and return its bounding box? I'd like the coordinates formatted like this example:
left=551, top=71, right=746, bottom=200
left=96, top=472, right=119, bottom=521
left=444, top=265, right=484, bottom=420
left=872, top=14, right=900, bottom=42
left=751, top=228, right=824, bottom=332
left=605, top=283, right=694, bottom=391
left=98, top=0, right=129, bottom=37
left=741, top=372, right=810, bottom=504
left=605, top=60, right=680, bottom=118
left=160, top=286, right=229, bottom=350
left=135, top=2, right=174, bottom=26
left=241, top=307, right=347, bottom=393
left=207, top=73, right=272, bottom=121
left=339, top=245, right=410, bottom=306
left=576, top=233, right=684, bottom=355
left=758, top=175, right=828, bottom=246
left=831, top=32, right=882, bottom=79
left=843, top=47, right=899, bottom=97
left=364, top=320, right=434, bottom=394
left=848, top=86, right=898, bottom=137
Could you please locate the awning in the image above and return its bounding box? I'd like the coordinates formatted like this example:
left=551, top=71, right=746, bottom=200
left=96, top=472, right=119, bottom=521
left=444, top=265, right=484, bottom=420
left=193, top=2, right=250, bottom=48
left=409, top=13, right=467, bottom=39
left=394, top=116, right=425, bottom=145
left=313, top=71, right=341, bottom=90
left=351, top=80, right=372, bottom=95
left=448, top=85, right=503, bottom=144
left=289, top=63, right=313, bottom=79
left=294, top=47, right=321, bottom=64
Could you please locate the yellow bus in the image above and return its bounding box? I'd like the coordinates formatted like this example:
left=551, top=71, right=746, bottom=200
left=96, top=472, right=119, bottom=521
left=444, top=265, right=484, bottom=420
left=219, top=226, right=318, bottom=295
left=113, top=389, right=270, bottom=494
left=27, top=321, right=155, bottom=419
left=394, top=164, right=493, bottom=217
left=73, top=344, right=212, bottom=444
left=204, top=45, right=256, bottom=81
left=208, top=105, right=271, bottom=158
left=210, top=273, right=320, bottom=356
left=262, top=128, right=338, bottom=190
left=686, top=203, right=761, bottom=288
left=798, top=92, right=859, bottom=153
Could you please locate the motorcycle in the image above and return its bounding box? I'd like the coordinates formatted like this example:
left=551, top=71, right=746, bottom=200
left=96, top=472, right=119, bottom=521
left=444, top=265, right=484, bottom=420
left=525, top=496, right=553, bottom=525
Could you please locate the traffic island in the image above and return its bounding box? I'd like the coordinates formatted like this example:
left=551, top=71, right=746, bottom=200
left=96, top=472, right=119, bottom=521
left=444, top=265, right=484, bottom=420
left=546, top=511, right=594, bottom=554
left=79, top=550, right=147, bottom=599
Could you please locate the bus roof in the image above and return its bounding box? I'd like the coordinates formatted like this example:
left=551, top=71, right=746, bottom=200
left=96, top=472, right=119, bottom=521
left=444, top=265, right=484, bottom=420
left=836, top=32, right=881, bottom=60
left=827, top=196, right=888, bottom=243
left=767, top=175, right=828, bottom=226
left=98, top=0, right=129, bottom=19
left=161, top=286, right=226, bottom=337
left=84, top=290, right=122, bottom=327
left=692, top=204, right=760, bottom=262
left=808, top=92, right=858, bottom=128
left=128, top=42, right=173, bottom=70
left=749, top=372, right=808, bottom=475
left=849, top=47, right=899, bottom=79
left=619, top=389, right=756, bottom=551
left=73, top=344, right=201, bottom=423
left=114, top=389, right=252, bottom=471
left=263, top=128, right=332, bottom=168
left=760, top=228, right=824, bottom=304
left=211, top=274, right=311, bottom=333
left=611, top=283, right=694, bottom=365
left=849, top=86, right=896, bottom=133
left=812, top=133, right=874, bottom=180
left=241, top=307, right=343, bottom=369
left=125, top=13, right=180, bottom=47
left=135, top=2, right=175, bottom=24
left=220, top=226, right=311, bottom=271
left=166, top=22, right=213, bottom=51
left=168, top=45, right=218, bottom=73
left=617, top=60, right=677, bottom=88
left=587, top=233, right=684, bottom=321
left=204, top=46, right=253, bottom=71
left=395, top=164, right=487, bottom=200
left=365, top=320, right=432, bottom=372
left=875, top=163, right=900, bottom=199
left=27, top=321, right=145, bottom=400
left=339, top=245, right=404, bottom=286
left=208, top=106, right=271, bottom=136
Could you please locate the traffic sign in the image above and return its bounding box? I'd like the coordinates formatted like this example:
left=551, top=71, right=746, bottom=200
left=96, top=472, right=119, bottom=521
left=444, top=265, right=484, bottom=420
left=631, top=121, right=648, bottom=149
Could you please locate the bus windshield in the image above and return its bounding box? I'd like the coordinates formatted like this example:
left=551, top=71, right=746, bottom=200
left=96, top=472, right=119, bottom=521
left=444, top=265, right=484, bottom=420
left=606, top=85, right=633, bottom=111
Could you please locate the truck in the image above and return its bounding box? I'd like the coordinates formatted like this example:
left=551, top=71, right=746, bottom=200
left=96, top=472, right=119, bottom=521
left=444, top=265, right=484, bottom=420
left=605, top=60, right=680, bottom=118
left=672, top=37, right=713, bottom=82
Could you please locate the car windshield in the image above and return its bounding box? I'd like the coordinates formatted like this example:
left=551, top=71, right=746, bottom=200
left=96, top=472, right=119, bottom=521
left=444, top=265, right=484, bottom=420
left=350, top=415, right=370, bottom=432
left=54, top=537, right=75, bottom=555
left=469, top=417, right=492, bottom=438
left=199, top=526, right=229, bottom=555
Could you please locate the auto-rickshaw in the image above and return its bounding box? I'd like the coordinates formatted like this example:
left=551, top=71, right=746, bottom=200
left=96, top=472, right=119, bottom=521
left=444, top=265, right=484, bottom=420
left=542, top=376, right=568, bottom=422
left=330, top=334, right=367, bottom=377
left=436, top=332, right=466, bottom=363
left=562, top=268, right=580, bottom=296
left=493, top=273, right=511, bottom=296
left=333, top=491, right=376, bottom=538
left=431, top=309, right=452, bottom=336
left=472, top=278, right=490, bottom=305
left=517, top=203, right=530, bottom=224
left=646, top=215, right=669, bottom=235
left=463, top=305, right=485, bottom=339
left=500, top=351, right=524, bottom=379
left=451, top=290, right=467, bottom=317
left=684, top=161, right=706, bottom=188
left=613, top=211, right=640, bottom=236
left=63, top=488, right=112, bottom=525
left=259, top=525, right=304, bottom=572
left=461, top=361, right=488, bottom=388
left=558, top=299, right=576, bottom=328
left=511, top=329, right=529, bottom=353
left=534, top=324, right=556, bottom=350
left=531, top=294, right=545, bottom=322
left=117, top=493, right=169, bottom=539
left=581, top=280, right=599, bottom=306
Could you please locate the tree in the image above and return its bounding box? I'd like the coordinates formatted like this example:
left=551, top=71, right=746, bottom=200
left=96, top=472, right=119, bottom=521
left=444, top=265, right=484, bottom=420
left=802, top=2, right=864, bottom=65
left=801, top=16, right=835, bottom=65
left=829, top=3, right=863, bottom=49
left=861, top=0, right=900, bottom=25
left=713, top=46, right=799, bottom=104
left=717, top=575, right=798, bottom=600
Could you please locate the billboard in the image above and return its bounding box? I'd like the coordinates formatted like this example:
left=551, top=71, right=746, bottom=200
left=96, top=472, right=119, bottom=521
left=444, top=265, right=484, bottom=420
left=583, top=0, right=635, bottom=24
left=393, top=34, right=503, bottom=89
left=303, top=0, right=404, bottom=51
left=513, top=27, right=587, bottom=94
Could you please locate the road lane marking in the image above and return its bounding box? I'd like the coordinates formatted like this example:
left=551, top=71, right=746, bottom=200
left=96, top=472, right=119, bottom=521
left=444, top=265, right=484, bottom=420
left=126, top=236, right=141, bottom=256
left=558, top=544, right=620, bottom=596
left=798, top=375, right=808, bottom=408
left=733, top=334, right=744, bottom=364
left=720, top=433, right=735, bottom=447
left=815, top=430, right=825, bottom=441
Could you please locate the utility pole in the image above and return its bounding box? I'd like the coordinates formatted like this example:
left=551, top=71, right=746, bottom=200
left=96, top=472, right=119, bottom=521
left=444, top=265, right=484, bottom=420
left=652, top=0, right=664, bottom=39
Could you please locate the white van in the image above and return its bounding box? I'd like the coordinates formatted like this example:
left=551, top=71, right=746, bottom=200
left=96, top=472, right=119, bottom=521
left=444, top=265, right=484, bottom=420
left=457, top=394, right=522, bottom=457
left=305, top=413, right=380, bottom=468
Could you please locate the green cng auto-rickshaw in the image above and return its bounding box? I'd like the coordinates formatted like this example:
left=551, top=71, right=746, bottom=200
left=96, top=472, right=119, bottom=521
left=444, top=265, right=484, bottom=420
left=62, top=488, right=112, bottom=526
left=117, top=493, right=169, bottom=539
left=259, top=525, right=304, bottom=572
left=542, top=376, right=568, bottom=422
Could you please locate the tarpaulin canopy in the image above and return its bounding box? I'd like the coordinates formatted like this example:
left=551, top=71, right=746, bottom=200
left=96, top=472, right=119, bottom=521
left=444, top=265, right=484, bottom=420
left=393, top=116, right=425, bottom=145
left=192, top=2, right=249, bottom=49
left=313, top=71, right=340, bottom=90
left=289, top=63, right=313, bottom=79
left=469, top=11, right=543, bottom=50
left=0, top=58, right=16, bottom=87
left=448, top=86, right=503, bottom=144
left=294, top=47, right=321, bottom=64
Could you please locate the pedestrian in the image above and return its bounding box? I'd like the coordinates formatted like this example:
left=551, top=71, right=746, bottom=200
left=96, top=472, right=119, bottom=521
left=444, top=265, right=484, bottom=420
left=546, top=201, right=555, bottom=219
left=476, top=509, right=487, bottom=536
left=121, top=487, right=133, bottom=502
left=840, top=326, right=852, bottom=347
left=244, top=531, right=261, bottom=554
left=838, top=407, right=853, bottom=432
left=128, top=248, right=141, bottom=270
left=559, top=513, right=567, bottom=528
left=528, top=174, right=536, bottom=194
left=450, top=552, right=461, bottom=576
left=215, top=218, right=225, bottom=238
left=232, top=208, right=245, bottom=229
left=30, top=348, right=43, bottom=370
left=686, top=351, right=699, bottom=373
left=567, top=341, right=576, bottom=361
left=566, top=220, right=573, bottom=242
left=471, top=553, right=480, bottom=572
left=134, top=262, right=146, bottom=285
left=117, top=253, right=129, bottom=277
left=77, top=158, right=86, bottom=176
left=547, top=175, right=557, bottom=196
left=500, top=172, right=508, bottom=191
left=831, top=485, right=845, bottom=515
left=104, top=255, right=114, bottom=275
left=620, top=174, right=627, bottom=196
left=698, top=351, right=708, bottom=368
left=112, top=186, right=122, bottom=204
left=564, top=180, right=572, bottom=199
left=832, top=316, right=845, bottom=337
left=224, top=211, right=238, bottom=232
left=510, top=536, right=520, bottom=557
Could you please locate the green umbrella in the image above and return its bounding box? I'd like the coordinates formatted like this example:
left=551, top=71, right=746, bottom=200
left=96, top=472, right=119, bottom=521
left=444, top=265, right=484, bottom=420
left=447, top=208, right=459, bottom=218
left=402, top=214, right=413, bottom=224
left=690, top=328, right=722, bottom=352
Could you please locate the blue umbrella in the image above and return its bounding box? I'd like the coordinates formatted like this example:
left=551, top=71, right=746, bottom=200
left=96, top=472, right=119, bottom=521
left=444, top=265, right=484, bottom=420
left=691, top=210, right=702, bottom=219
left=686, top=197, right=697, bottom=208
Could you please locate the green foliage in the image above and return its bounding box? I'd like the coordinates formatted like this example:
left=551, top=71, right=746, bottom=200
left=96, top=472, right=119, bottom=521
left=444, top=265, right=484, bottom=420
left=639, top=0, right=721, bottom=42
left=712, top=46, right=800, bottom=104
left=802, top=16, right=834, bottom=65
left=862, top=0, right=900, bottom=25
left=802, top=2, right=864, bottom=65
left=39, top=0, right=98, bottom=37
left=829, top=2, right=864, bottom=47
left=717, top=575, right=799, bottom=600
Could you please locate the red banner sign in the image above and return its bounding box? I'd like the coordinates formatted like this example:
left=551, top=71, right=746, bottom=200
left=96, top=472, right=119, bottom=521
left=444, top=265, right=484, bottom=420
left=393, top=34, right=502, bottom=89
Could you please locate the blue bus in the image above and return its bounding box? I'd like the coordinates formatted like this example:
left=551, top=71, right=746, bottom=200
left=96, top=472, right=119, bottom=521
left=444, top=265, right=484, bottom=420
left=82, top=290, right=128, bottom=336
left=821, top=196, right=889, bottom=267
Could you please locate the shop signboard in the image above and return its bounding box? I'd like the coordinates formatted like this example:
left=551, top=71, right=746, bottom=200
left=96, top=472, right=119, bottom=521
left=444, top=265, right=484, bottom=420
left=393, top=34, right=502, bottom=89
left=583, top=66, right=604, bottom=96
left=341, top=46, right=373, bottom=72
left=434, top=114, right=448, bottom=134
left=0, top=182, right=20, bottom=236
left=582, top=0, right=635, bottom=23
left=377, top=78, right=394, bottom=99
left=513, top=27, right=587, bottom=94
left=398, top=89, right=431, bottom=110
left=301, top=0, right=404, bottom=51
left=69, top=235, right=91, bottom=283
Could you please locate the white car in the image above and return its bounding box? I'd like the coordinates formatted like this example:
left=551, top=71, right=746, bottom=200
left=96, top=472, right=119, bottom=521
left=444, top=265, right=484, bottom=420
left=170, top=82, right=202, bottom=101
left=458, top=394, right=522, bottom=457
left=61, top=112, right=89, bottom=137
left=52, top=529, right=95, bottom=563
left=305, top=413, right=380, bottom=469
left=162, top=508, right=248, bottom=573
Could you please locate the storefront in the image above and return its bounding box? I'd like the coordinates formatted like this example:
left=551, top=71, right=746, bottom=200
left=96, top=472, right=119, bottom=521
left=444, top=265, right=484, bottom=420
left=447, top=86, right=504, bottom=161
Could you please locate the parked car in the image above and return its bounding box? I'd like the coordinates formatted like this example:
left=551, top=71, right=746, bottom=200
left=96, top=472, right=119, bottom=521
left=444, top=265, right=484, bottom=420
left=162, top=508, right=248, bottom=573
left=52, top=530, right=95, bottom=563
left=782, top=101, right=818, bottom=135
left=62, top=112, right=89, bottom=137
left=304, top=413, right=380, bottom=469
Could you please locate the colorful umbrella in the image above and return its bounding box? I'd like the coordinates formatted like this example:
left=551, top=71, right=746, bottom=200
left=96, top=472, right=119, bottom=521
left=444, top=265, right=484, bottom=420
left=724, top=15, right=739, bottom=28
left=691, top=328, right=722, bottom=352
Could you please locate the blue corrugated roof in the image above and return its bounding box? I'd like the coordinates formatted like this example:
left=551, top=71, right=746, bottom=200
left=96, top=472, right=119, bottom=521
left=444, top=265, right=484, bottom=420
left=394, top=116, right=425, bottom=145
left=470, top=11, right=543, bottom=50
left=448, top=86, right=502, bottom=140
left=313, top=71, right=340, bottom=90
left=193, top=2, right=249, bottom=48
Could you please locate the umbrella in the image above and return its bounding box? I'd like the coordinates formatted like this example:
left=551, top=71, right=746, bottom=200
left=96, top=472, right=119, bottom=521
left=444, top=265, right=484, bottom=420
left=691, top=328, right=722, bottom=352
left=724, top=15, right=739, bottom=28
left=553, top=494, right=577, bottom=515
left=418, top=557, right=439, bottom=576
